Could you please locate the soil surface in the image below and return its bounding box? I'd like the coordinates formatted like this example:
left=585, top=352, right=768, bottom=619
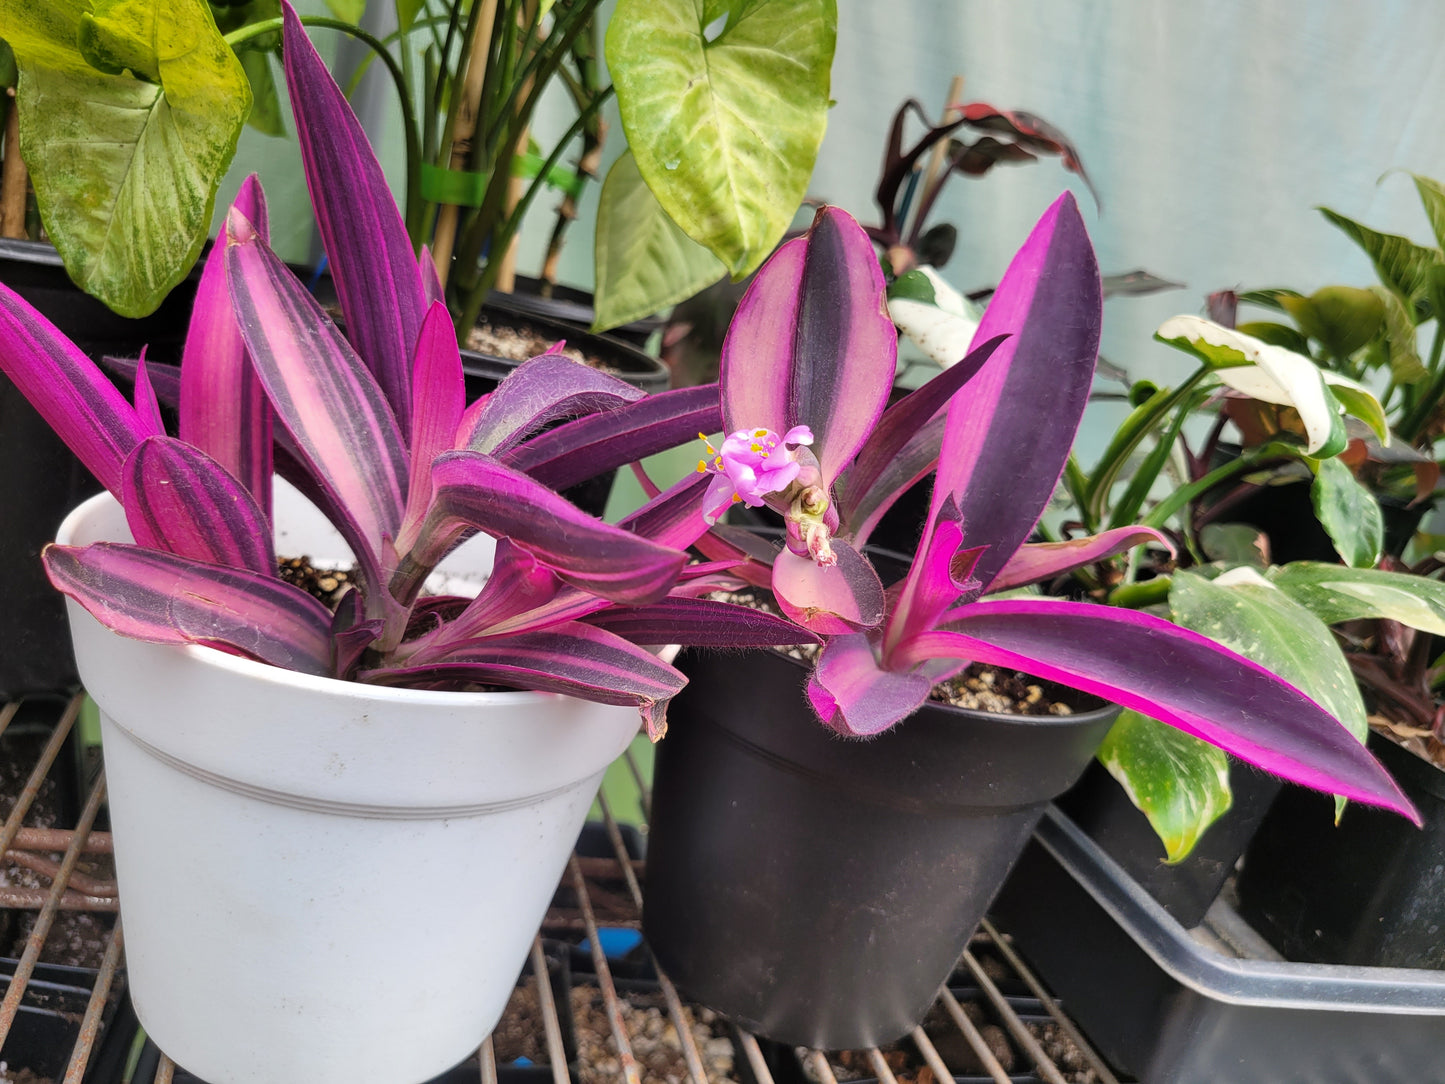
left=276, top=556, right=356, bottom=609
left=467, top=316, right=623, bottom=375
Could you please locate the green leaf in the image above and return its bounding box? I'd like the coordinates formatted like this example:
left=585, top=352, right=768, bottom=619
left=1237, top=288, right=1303, bottom=312
left=1270, top=561, right=1445, bottom=635
left=1280, top=286, right=1385, bottom=360
left=607, top=0, right=836, bottom=277
left=1198, top=523, right=1270, bottom=567
left=1319, top=205, right=1444, bottom=305
left=1174, top=566, right=1370, bottom=823
left=1323, top=375, right=1389, bottom=444
left=209, top=0, right=283, bottom=137
left=1411, top=173, right=1445, bottom=253
left=395, top=0, right=424, bottom=34
left=1173, top=568, right=1369, bottom=748
left=1373, top=285, right=1429, bottom=383
left=888, top=269, right=937, bottom=305
left=324, top=0, right=365, bottom=22
left=1310, top=457, right=1383, bottom=568
left=5, top=0, right=251, bottom=317
left=1235, top=320, right=1311, bottom=355
left=1096, top=709, right=1234, bottom=864
left=888, top=266, right=982, bottom=368
left=592, top=150, right=727, bottom=333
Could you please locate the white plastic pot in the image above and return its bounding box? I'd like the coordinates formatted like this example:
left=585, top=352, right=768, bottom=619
left=56, top=486, right=640, bottom=1084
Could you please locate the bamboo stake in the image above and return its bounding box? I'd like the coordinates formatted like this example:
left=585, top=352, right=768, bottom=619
left=907, top=74, right=966, bottom=242
left=432, top=0, right=501, bottom=287
left=493, top=0, right=540, bottom=294
left=1, top=89, right=28, bottom=239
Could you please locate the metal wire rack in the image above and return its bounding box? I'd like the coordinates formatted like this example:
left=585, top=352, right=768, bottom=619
left=0, top=693, right=1126, bottom=1084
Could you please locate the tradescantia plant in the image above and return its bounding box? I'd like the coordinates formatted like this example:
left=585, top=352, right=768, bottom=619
left=687, top=194, right=1418, bottom=822
left=0, top=5, right=808, bottom=738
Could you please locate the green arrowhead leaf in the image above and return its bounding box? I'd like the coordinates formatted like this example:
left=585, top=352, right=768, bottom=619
left=324, top=0, right=366, bottom=22
left=5, top=0, right=250, bottom=317
left=1410, top=173, right=1445, bottom=253
left=1310, top=457, right=1383, bottom=568
left=1174, top=566, right=1369, bottom=823
left=1280, top=286, right=1384, bottom=360
left=1096, top=708, right=1233, bottom=864
left=1270, top=561, right=1445, bottom=635
left=592, top=150, right=727, bottom=333
left=1373, top=285, right=1429, bottom=383
left=1319, top=205, right=1444, bottom=306
left=1198, top=523, right=1270, bottom=567
left=1235, top=320, right=1311, bottom=355
left=607, top=0, right=836, bottom=278
left=395, top=0, right=424, bottom=33
left=210, top=0, right=284, bottom=138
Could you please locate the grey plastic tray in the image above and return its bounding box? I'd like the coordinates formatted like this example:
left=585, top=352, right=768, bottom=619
left=990, top=806, right=1445, bottom=1084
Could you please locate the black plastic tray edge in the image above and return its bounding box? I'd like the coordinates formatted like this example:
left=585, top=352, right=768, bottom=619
left=1032, top=806, right=1445, bottom=1012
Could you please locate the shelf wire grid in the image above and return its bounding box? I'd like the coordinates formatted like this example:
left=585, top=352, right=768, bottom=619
left=0, top=699, right=1120, bottom=1084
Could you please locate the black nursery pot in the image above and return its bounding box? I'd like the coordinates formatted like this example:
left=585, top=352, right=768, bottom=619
left=0, top=240, right=200, bottom=700
left=1056, top=756, right=1284, bottom=928
left=1236, top=730, right=1445, bottom=970
left=642, top=647, right=1120, bottom=1051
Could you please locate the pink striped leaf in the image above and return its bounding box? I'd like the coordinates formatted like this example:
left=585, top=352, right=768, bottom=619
left=772, top=541, right=885, bottom=634
left=462, top=354, right=644, bottom=456
left=804, top=631, right=943, bottom=737
left=224, top=209, right=408, bottom=582
left=0, top=285, right=148, bottom=496
left=122, top=437, right=275, bottom=577
left=282, top=3, right=426, bottom=437
left=988, top=526, right=1173, bottom=594
left=43, top=543, right=333, bottom=676
left=180, top=173, right=273, bottom=515
left=367, top=622, right=685, bottom=739
left=720, top=207, right=896, bottom=482
left=131, top=351, right=165, bottom=438
left=421, top=451, right=687, bottom=604
left=585, top=597, right=818, bottom=647
left=893, top=598, right=1418, bottom=822
left=397, top=302, right=466, bottom=552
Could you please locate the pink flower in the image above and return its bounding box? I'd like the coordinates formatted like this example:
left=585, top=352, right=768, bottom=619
left=698, top=425, right=815, bottom=523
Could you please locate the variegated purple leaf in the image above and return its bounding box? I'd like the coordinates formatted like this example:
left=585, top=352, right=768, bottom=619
left=122, top=437, right=276, bottom=577
left=772, top=541, right=885, bottom=634
left=225, top=209, right=408, bottom=579
left=894, top=599, right=1418, bottom=821
left=44, top=543, right=334, bottom=676
left=615, top=473, right=715, bottom=552
left=282, top=2, right=426, bottom=437
left=720, top=207, right=896, bottom=481
left=132, top=351, right=165, bottom=438
left=504, top=384, right=723, bottom=491
left=805, top=631, right=939, bottom=737
left=988, top=526, right=1174, bottom=594
left=419, top=246, right=444, bottom=307
left=835, top=333, right=1007, bottom=539
left=461, top=354, right=644, bottom=456
left=397, top=302, right=466, bottom=552
left=0, top=285, right=148, bottom=496
left=408, top=540, right=563, bottom=649
left=585, top=598, right=818, bottom=647
left=884, top=516, right=985, bottom=655
left=105, top=355, right=180, bottom=406
left=931, top=193, right=1102, bottom=590
left=329, top=590, right=382, bottom=680
left=365, top=622, right=684, bottom=739
left=416, top=451, right=686, bottom=605
left=180, top=174, right=273, bottom=515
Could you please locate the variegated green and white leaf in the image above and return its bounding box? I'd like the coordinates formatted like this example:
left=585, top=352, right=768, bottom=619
left=888, top=267, right=983, bottom=367
left=1269, top=561, right=1445, bottom=635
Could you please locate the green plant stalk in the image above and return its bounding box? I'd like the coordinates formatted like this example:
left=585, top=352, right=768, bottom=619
left=1398, top=317, right=1445, bottom=442
left=1062, top=453, right=1095, bottom=534
left=226, top=16, right=424, bottom=243
left=452, top=85, right=612, bottom=334
left=1107, top=387, right=1210, bottom=532
left=1142, top=442, right=1300, bottom=531
left=1109, top=575, right=1172, bottom=609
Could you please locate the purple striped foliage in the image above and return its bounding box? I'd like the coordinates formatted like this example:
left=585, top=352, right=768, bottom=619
left=703, top=194, right=1417, bottom=822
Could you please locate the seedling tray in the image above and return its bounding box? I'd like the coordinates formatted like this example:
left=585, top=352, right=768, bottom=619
left=990, top=806, right=1445, bottom=1083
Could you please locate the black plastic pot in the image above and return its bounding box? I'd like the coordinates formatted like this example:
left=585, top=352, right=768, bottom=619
left=1235, top=730, right=1445, bottom=969
left=0, top=957, right=136, bottom=1084
left=488, top=276, right=665, bottom=350
left=0, top=239, right=200, bottom=700
left=991, top=806, right=1445, bottom=1083
left=642, top=647, right=1120, bottom=1050
left=1055, top=757, right=1284, bottom=928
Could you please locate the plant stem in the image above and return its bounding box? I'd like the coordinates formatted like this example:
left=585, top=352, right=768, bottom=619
left=1142, top=442, right=1297, bottom=530
left=1108, top=576, right=1172, bottom=609
left=0, top=91, right=27, bottom=239
left=1398, top=318, right=1445, bottom=443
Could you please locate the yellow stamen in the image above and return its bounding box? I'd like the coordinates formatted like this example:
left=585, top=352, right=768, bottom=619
left=754, top=428, right=767, bottom=437
left=697, top=460, right=708, bottom=473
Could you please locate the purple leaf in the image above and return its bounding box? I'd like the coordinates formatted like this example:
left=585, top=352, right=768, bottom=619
left=419, top=451, right=687, bottom=605
left=225, top=210, right=408, bottom=580
left=505, top=384, right=723, bottom=491
left=417, top=540, right=563, bottom=646
left=329, top=590, right=382, bottom=680
left=930, top=192, right=1101, bottom=589
left=586, top=598, right=818, bottom=647
left=419, top=247, right=444, bottom=307
left=131, top=351, right=165, bottom=438
left=615, top=473, right=716, bottom=552
left=44, top=542, right=334, bottom=676
left=282, top=2, right=426, bottom=437
left=885, top=514, right=984, bottom=652
left=461, top=354, right=644, bottom=456
left=772, top=541, right=885, bottom=634
left=122, top=437, right=276, bottom=577
left=988, top=526, right=1173, bottom=594
left=835, top=334, right=1006, bottom=540
left=895, top=599, right=1418, bottom=821
left=720, top=207, right=896, bottom=481
left=0, top=285, right=148, bottom=496
left=180, top=174, right=274, bottom=515
left=397, top=302, right=466, bottom=552
left=805, top=631, right=937, bottom=736
left=365, top=622, right=684, bottom=739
